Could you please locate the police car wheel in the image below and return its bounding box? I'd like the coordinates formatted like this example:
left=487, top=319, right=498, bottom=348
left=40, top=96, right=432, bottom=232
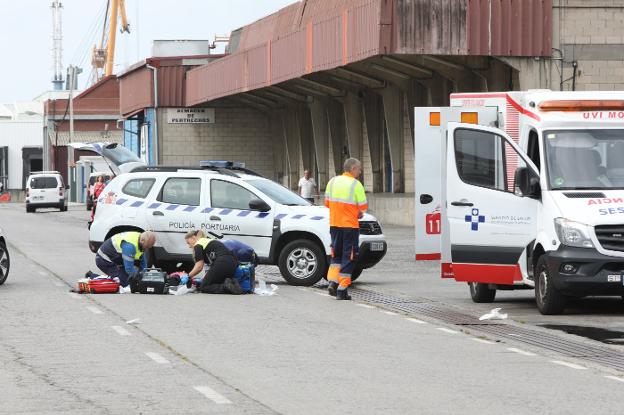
left=351, top=268, right=362, bottom=281
left=0, top=241, right=10, bottom=285
left=278, top=239, right=325, bottom=286
left=469, top=282, right=496, bottom=303
left=535, top=255, right=566, bottom=315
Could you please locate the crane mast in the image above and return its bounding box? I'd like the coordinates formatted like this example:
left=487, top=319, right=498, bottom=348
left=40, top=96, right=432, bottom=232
left=92, top=0, right=130, bottom=80
left=51, top=1, right=64, bottom=90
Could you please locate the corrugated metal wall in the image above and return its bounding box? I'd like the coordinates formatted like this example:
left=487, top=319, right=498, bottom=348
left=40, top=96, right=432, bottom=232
left=187, top=0, right=385, bottom=105
left=0, top=121, right=43, bottom=189
left=187, top=0, right=552, bottom=106
left=119, top=67, right=153, bottom=116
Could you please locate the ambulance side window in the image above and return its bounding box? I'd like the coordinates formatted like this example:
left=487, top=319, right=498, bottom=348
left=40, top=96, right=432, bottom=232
left=455, top=129, right=524, bottom=193
left=527, top=130, right=541, bottom=171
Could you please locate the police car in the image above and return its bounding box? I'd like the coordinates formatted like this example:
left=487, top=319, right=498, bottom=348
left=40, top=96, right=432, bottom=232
left=85, top=151, right=387, bottom=286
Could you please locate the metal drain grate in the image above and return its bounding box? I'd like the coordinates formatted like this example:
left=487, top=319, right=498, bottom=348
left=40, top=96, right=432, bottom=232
left=259, top=270, right=624, bottom=372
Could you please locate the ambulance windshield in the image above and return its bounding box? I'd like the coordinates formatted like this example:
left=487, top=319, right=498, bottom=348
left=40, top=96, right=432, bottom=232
left=545, top=129, right=624, bottom=190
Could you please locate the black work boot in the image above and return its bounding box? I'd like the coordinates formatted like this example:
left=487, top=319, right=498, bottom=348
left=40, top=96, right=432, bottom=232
left=224, top=278, right=243, bottom=295
left=327, top=281, right=338, bottom=297
left=336, top=288, right=351, bottom=301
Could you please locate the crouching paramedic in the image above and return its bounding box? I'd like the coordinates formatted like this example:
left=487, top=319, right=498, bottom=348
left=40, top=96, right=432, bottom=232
left=325, top=158, right=368, bottom=300
left=95, top=231, right=156, bottom=287
left=185, top=230, right=242, bottom=295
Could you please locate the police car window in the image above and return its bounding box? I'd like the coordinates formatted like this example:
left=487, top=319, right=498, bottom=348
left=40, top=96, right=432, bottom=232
left=30, top=177, right=58, bottom=189
left=211, top=180, right=258, bottom=210
left=159, top=178, right=201, bottom=206
left=122, top=178, right=155, bottom=199
left=454, top=129, right=525, bottom=193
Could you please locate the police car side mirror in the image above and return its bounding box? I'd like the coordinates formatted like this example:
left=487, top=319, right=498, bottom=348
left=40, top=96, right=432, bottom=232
left=249, top=198, right=271, bottom=212
left=514, top=167, right=540, bottom=199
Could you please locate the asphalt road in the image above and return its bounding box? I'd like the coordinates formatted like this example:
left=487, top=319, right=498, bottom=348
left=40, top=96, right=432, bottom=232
left=1, top=203, right=624, bottom=414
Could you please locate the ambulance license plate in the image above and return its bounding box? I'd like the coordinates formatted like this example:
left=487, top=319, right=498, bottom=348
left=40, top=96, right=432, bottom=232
left=370, top=242, right=384, bottom=251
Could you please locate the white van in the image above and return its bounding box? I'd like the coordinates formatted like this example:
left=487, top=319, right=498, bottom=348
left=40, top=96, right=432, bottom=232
left=25, top=171, right=68, bottom=212
left=415, top=91, right=624, bottom=314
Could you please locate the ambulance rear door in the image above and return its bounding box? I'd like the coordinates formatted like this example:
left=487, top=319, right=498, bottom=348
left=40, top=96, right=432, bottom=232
left=442, top=122, right=539, bottom=285
left=414, top=107, right=497, bottom=260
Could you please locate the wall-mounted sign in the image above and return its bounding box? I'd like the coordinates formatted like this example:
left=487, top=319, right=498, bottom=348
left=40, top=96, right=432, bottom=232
left=166, top=108, right=215, bottom=124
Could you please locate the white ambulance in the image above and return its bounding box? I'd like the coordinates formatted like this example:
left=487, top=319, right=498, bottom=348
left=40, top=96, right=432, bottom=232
left=415, top=90, right=624, bottom=314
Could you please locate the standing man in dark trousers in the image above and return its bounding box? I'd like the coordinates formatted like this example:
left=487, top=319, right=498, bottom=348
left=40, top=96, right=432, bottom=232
left=94, top=231, right=156, bottom=287
left=325, top=158, right=368, bottom=300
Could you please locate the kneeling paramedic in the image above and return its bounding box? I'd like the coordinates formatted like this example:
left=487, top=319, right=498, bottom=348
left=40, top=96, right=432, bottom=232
left=185, top=230, right=242, bottom=295
left=325, top=158, right=368, bottom=300
left=95, top=231, right=156, bottom=287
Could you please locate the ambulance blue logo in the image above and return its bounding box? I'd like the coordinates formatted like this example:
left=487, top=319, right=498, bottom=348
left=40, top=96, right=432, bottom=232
left=465, top=208, right=485, bottom=231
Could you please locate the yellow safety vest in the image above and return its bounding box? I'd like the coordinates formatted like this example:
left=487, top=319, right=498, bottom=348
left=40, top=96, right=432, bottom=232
left=112, top=232, right=143, bottom=260
left=324, top=173, right=368, bottom=228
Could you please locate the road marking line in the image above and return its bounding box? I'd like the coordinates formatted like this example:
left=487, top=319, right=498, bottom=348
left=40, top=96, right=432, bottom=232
left=297, top=288, right=308, bottom=292
left=381, top=310, right=398, bottom=316
left=605, top=376, right=624, bottom=383
left=145, top=352, right=169, bottom=364
left=38, top=271, right=47, bottom=276
left=436, top=327, right=459, bottom=334
left=471, top=338, right=495, bottom=345
left=355, top=303, right=376, bottom=309
left=313, top=291, right=327, bottom=297
left=193, top=386, right=232, bottom=404
left=406, top=317, right=427, bottom=324
left=507, top=348, right=536, bottom=356
left=68, top=292, right=82, bottom=300
left=551, top=360, right=587, bottom=370
left=87, top=306, right=103, bottom=315
left=111, top=326, right=131, bottom=336
left=53, top=281, right=65, bottom=287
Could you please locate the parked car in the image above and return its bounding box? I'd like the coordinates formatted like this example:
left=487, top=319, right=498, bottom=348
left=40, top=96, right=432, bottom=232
left=86, top=172, right=112, bottom=210
left=0, top=228, right=10, bottom=285
left=89, top=160, right=387, bottom=286
left=25, top=171, right=69, bottom=213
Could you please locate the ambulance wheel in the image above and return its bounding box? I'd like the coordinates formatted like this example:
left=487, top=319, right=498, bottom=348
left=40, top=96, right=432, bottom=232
left=278, top=239, right=325, bottom=286
left=535, top=255, right=566, bottom=315
left=469, top=282, right=496, bottom=303
left=0, top=240, right=10, bottom=285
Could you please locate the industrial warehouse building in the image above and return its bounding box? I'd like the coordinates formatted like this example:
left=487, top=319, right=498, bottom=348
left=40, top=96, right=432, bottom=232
left=44, top=0, right=624, bottom=225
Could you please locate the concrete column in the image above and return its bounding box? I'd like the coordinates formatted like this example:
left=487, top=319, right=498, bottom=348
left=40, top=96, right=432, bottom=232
left=270, top=112, right=286, bottom=183
left=362, top=92, right=384, bottom=193
left=283, top=109, right=302, bottom=189
left=342, top=92, right=363, bottom=162
left=298, top=108, right=315, bottom=175
left=327, top=99, right=347, bottom=175
left=309, top=98, right=330, bottom=189
left=380, top=84, right=404, bottom=193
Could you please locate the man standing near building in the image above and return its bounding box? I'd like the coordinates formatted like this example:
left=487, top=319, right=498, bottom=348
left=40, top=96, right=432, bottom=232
left=298, top=169, right=317, bottom=204
left=325, top=158, right=367, bottom=300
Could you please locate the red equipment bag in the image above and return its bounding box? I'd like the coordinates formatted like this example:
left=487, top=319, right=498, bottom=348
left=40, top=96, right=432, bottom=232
left=77, top=278, right=120, bottom=294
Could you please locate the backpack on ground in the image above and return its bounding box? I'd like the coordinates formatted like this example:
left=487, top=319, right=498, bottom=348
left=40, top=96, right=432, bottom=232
left=233, top=263, right=255, bottom=294
left=78, top=276, right=120, bottom=294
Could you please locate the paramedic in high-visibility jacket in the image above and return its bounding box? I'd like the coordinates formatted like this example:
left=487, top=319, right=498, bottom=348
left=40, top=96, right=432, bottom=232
left=325, top=158, right=368, bottom=300
left=95, top=231, right=156, bottom=287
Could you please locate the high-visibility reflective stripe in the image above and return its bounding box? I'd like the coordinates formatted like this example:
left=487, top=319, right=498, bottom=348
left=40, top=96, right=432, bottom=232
left=122, top=254, right=134, bottom=262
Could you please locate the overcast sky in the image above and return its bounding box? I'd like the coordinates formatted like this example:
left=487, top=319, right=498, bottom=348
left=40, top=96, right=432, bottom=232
left=0, top=0, right=295, bottom=102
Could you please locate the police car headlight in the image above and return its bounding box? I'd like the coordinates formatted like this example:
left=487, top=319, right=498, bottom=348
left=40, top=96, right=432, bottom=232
left=554, top=218, right=594, bottom=248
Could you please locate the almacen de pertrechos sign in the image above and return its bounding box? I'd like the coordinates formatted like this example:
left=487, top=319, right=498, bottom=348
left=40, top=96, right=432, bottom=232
left=166, top=108, right=215, bottom=124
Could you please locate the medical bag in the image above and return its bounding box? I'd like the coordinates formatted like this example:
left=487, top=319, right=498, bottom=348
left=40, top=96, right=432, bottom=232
left=78, top=277, right=119, bottom=294
left=130, top=268, right=169, bottom=294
